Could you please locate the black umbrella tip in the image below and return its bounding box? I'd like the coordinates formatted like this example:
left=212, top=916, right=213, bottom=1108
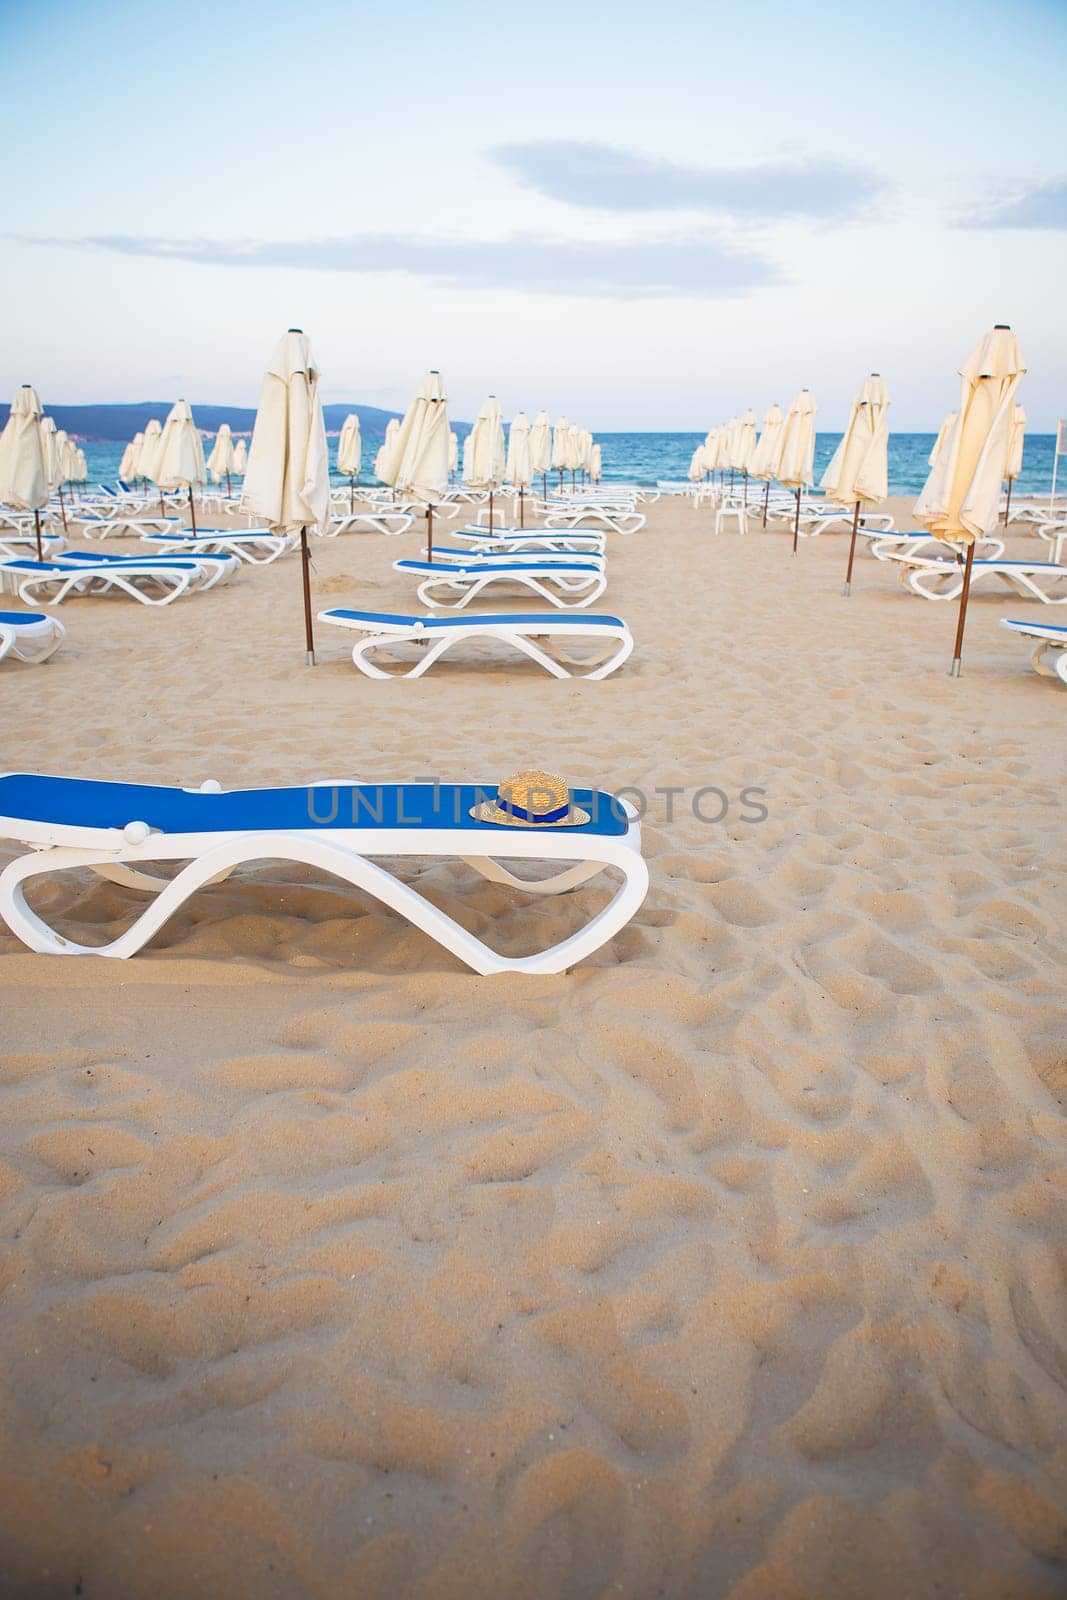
left=994, top=323, right=1011, bottom=330
left=288, top=326, right=303, bottom=333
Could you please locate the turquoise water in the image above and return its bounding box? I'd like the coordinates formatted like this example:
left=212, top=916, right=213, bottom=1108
left=76, top=432, right=1059, bottom=500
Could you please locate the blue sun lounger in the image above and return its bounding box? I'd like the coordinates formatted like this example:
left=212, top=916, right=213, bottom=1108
left=318, top=608, right=632, bottom=678
left=0, top=773, right=647, bottom=974
left=1000, top=618, right=1067, bottom=684
left=394, top=558, right=607, bottom=609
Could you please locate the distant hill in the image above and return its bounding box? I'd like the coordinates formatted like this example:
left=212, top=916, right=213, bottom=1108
left=0, top=400, right=447, bottom=439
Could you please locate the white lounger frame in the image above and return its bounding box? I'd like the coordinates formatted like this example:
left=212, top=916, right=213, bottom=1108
left=999, top=619, right=1067, bottom=684
left=396, top=560, right=608, bottom=610
left=0, top=556, right=236, bottom=606
left=319, top=610, right=632, bottom=679
left=0, top=782, right=647, bottom=975
left=884, top=555, right=1067, bottom=603
left=0, top=613, right=66, bottom=663
left=323, top=511, right=415, bottom=537
left=141, top=530, right=297, bottom=564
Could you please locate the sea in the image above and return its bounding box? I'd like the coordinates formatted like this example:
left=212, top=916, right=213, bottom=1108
left=76, top=433, right=1060, bottom=501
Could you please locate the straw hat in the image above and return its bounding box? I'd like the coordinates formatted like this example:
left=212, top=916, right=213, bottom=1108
left=471, top=770, right=589, bottom=827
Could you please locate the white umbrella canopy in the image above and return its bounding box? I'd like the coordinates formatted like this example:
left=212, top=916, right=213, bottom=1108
left=448, top=430, right=459, bottom=476
left=776, top=391, right=817, bottom=488
left=379, top=370, right=450, bottom=501
left=506, top=412, right=532, bottom=488
left=551, top=415, right=570, bottom=480
left=120, top=432, right=143, bottom=482
left=374, top=417, right=400, bottom=481
left=564, top=423, right=583, bottom=474
left=0, top=385, right=49, bottom=555
left=155, top=399, right=207, bottom=526
left=528, top=410, right=551, bottom=494
left=465, top=396, right=506, bottom=489
left=337, top=413, right=362, bottom=478
left=579, top=428, right=594, bottom=471
left=589, top=443, right=602, bottom=483
left=689, top=444, right=708, bottom=481
left=733, top=410, right=758, bottom=475
left=775, top=390, right=817, bottom=554
left=207, top=422, right=234, bottom=485
left=915, top=325, right=1027, bottom=674
left=824, top=374, right=891, bottom=595
left=507, top=411, right=532, bottom=525
left=747, top=406, right=782, bottom=482
left=244, top=330, right=330, bottom=532
left=244, top=328, right=332, bottom=664
left=378, top=370, right=450, bottom=554
left=73, top=448, right=87, bottom=483
left=137, top=419, right=163, bottom=481
left=39, top=416, right=60, bottom=488
left=231, top=437, right=248, bottom=475
left=719, top=418, right=738, bottom=472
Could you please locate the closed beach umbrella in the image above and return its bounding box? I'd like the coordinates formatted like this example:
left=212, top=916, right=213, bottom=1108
left=915, top=324, right=1026, bottom=676
left=589, top=443, right=602, bottom=484
left=749, top=406, right=785, bottom=528
left=244, top=328, right=331, bottom=664
left=448, top=429, right=459, bottom=479
left=73, top=447, right=87, bottom=485
left=0, top=384, right=48, bottom=556
left=337, top=413, right=362, bottom=510
left=207, top=422, right=234, bottom=491
left=689, top=444, right=708, bottom=482
left=374, top=417, right=400, bottom=485
left=377, top=369, right=450, bottom=559
left=822, top=373, right=891, bottom=595
left=1003, top=403, right=1026, bottom=523
left=552, top=415, right=570, bottom=489
left=137, top=418, right=163, bottom=486
left=929, top=412, right=957, bottom=467
left=232, top=437, right=248, bottom=475
left=39, top=416, right=60, bottom=488
left=565, top=423, right=583, bottom=488
left=733, top=409, right=758, bottom=505
left=528, top=409, right=551, bottom=497
left=507, top=411, right=532, bottom=526
left=155, top=399, right=206, bottom=529
left=120, top=431, right=143, bottom=482
left=52, top=428, right=73, bottom=529
left=776, top=389, right=817, bottom=554
left=466, top=395, right=506, bottom=532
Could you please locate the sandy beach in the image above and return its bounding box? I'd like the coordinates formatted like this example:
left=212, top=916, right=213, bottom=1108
left=1, top=496, right=1065, bottom=1599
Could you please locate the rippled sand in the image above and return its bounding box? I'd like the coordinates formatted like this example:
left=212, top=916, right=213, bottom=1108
left=1, top=496, right=1064, bottom=1598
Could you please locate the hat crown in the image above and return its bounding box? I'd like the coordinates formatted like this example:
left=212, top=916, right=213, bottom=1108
left=497, top=769, right=570, bottom=820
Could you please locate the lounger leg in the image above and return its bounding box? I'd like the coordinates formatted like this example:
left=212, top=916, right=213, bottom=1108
left=461, top=856, right=607, bottom=895
left=0, top=834, right=648, bottom=974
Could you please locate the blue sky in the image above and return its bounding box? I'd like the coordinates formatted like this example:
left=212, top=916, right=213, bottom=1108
left=1, top=0, right=1064, bottom=428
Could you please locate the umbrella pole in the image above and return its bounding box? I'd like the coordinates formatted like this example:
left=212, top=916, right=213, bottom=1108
left=762, top=482, right=770, bottom=528
left=489, top=489, right=494, bottom=536
left=33, top=509, right=43, bottom=562
left=843, top=502, right=861, bottom=596
left=160, top=490, right=166, bottom=518
left=227, top=471, right=232, bottom=498
left=350, top=475, right=355, bottom=515
left=300, top=526, right=315, bottom=665
left=189, top=485, right=197, bottom=534
left=743, top=472, right=748, bottom=512
left=1003, top=479, right=1013, bottom=525
left=519, top=486, right=525, bottom=529
left=427, top=503, right=434, bottom=563
left=949, top=542, right=976, bottom=678
left=792, top=487, right=800, bottom=555
left=58, top=484, right=68, bottom=532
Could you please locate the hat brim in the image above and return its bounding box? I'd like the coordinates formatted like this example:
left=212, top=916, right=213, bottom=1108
left=469, top=801, right=590, bottom=828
